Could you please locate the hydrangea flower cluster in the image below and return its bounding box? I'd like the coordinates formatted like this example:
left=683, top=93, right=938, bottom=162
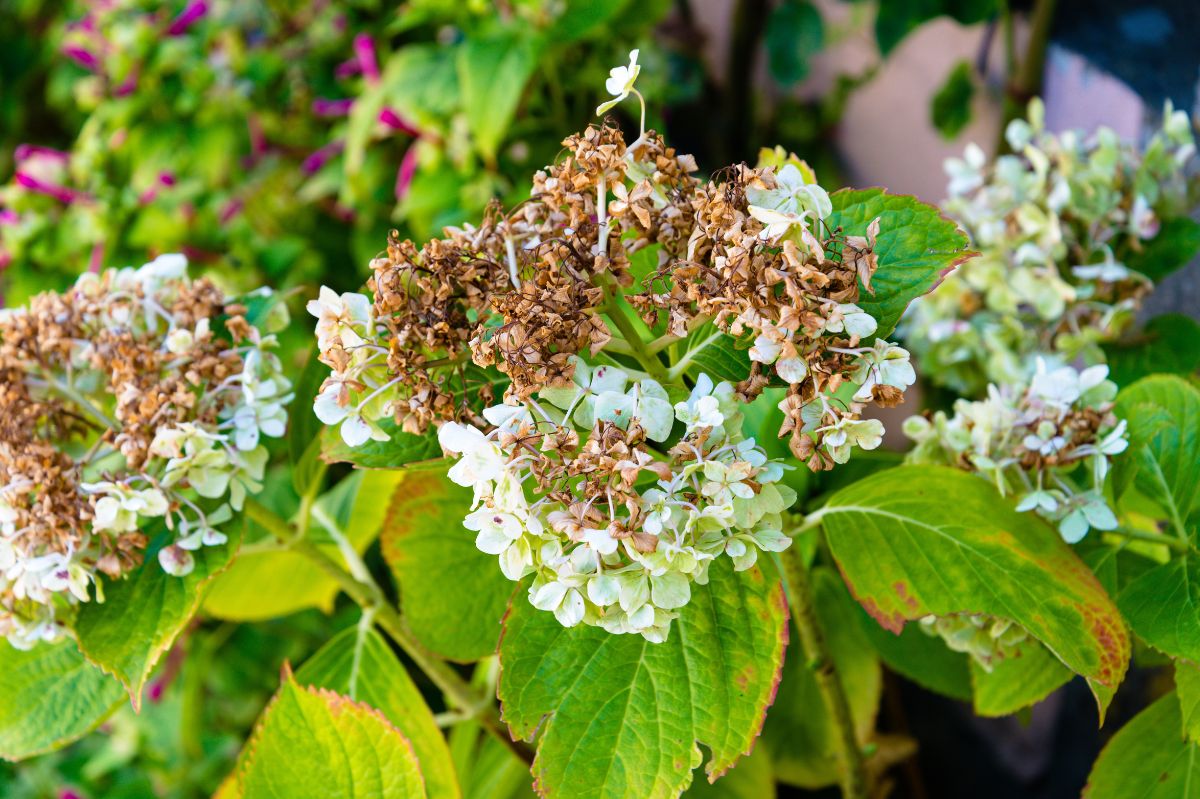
left=312, top=53, right=920, bottom=636
left=904, top=360, right=1128, bottom=544
left=918, top=612, right=1029, bottom=671
left=440, top=368, right=795, bottom=642
left=902, top=99, right=1197, bottom=394
left=0, top=255, right=290, bottom=648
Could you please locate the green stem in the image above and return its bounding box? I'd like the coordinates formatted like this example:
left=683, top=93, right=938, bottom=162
left=243, top=498, right=535, bottom=765
left=1107, top=526, right=1190, bottom=553
left=597, top=277, right=671, bottom=384
left=998, top=0, right=1057, bottom=151
left=44, top=373, right=119, bottom=430
left=776, top=544, right=868, bottom=799
left=666, top=330, right=724, bottom=381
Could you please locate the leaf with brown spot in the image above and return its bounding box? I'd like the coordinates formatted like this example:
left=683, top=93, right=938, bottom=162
left=820, top=465, right=1129, bottom=720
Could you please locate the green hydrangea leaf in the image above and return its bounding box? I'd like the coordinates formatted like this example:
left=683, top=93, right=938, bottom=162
left=855, top=604, right=972, bottom=701
left=0, top=639, right=125, bottom=761
left=1083, top=693, right=1200, bottom=798
left=295, top=626, right=460, bottom=799
left=682, top=744, right=775, bottom=799
left=381, top=471, right=514, bottom=661
left=826, top=188, right=974, bottom=338
left=766, top=0, right=825, bottom=86
left=498, top=558, right=788, bottom=799
left=820, top=465, right=1129, bottom=720
left=930, top=60, right=975, bottom=139
left=320, top=417, right=445, bottom=469
left=1103, top=314, right=1200, bottom=388
left=763, top=568, right=880, bottom=790
left=457, top=33, right=540, bottom=163
left=1114, top=375, right=1200, bottom=529
left=969, top=642, right=1072, bottom=717
left=1123, top=216, right=1200, bottom=283
left=1118, top=553, right=1200, bottom=664
left=74, top=526, right=241, bottom=709
left=236, top=674, right=427, bottom=799
left=875, top=0, right=999, bottom=56
left=206, top=471, right=401, bottom=621
left=1176, top=661, right=1200, bottom=744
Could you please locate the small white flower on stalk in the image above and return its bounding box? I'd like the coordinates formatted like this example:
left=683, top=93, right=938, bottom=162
left=81, top=482, right=169, bottom=534
left=819, top=417, right=885, bottom=464
left=438, top=422, right=509, bottom=495
left=306, top=286, right=372, bottom=352
left=851, top=340, right=916, bottom=402
left=595, top=49, right=642, bottom=117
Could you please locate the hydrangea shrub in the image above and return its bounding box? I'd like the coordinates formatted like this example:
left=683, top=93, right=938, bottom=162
left=0, top=53, right=1198, bottom=799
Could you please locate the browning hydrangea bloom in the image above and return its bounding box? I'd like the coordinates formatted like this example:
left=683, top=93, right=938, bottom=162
left=0, top=255, right=290, bottom=649
left=904, top=360, right=1127, bottom=544
left=311, top=54, right=920, bottom=639
left=902, top=99, right=1197, bottom=394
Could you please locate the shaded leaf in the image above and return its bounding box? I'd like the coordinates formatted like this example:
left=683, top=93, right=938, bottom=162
left=498, top=559, right=788, bottom=799
left=821, top=465, right=1129, bottom=717
left=205, top=471, right=401, bottom=621
left=1103, top=314, right=1200, bottom=388
left=0, top=640, right=125, bottom=761
left=1083, top=693, right=1200, bottom=798
left=826, top=188, right=974, bottom=338
left=766, top=1, right=825, bottom=86
left=1118, top=553, right=1200, bottom=664
left=930, top=60, right=975, bottom=139
left=855, top=605, right=972, bottom=701
left=763, top=568, right=880, bottom=789
left=969, top=642, right=1072, bottom=717
left=381, top=471, right=514, bottom=661
left=74, top=527, right=240, bottom=708
left=321, top=416, right=444, bottom=469
left=875, top=0, right=999, bottom=56
left=296, top=626, right=460, bottom=799
left=1124, top=217, right=1200, bottom=283
left=683, top=744, right=775, bottom=799
left=458, top=34, right=540, bottom=163
left=1114, top=375, right=1200, bottom=528
left=1176, top=660, right=1200, bottom=744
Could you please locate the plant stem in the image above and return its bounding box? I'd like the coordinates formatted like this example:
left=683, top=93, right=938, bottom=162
left=597, top=277, right=671, bottom=384
left=242, top=498, right=535, bottom=765
left=777, top=545, right=868, bottom=799
left=1107, top=526, right=1190, bottom=554
left=998, top=0, right=1057, bottom=152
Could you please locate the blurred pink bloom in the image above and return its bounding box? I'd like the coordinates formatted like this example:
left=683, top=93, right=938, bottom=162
left=354, top=34, right=380, bottom=85
left=302, top=140, right=344, bottom=174
left=0, top=209, right=18, bottom=225
left=312, top=98, right=354, bottom=117
left=335, top=57, right=361, bottom=79
left=378, top=108, right=419, bottom=137
left=14, top=173, right=81, bottom=204
left=219, top=198, right=243, bottom=224
left=395, top=144, right=419, bottom=201
left=88, top=243, right=104, bottom=274
left=166, top=1, right=209, bottom=36
left=14, top=145, right=69, bottom=164
left=62, top=45, right=99, bottom=72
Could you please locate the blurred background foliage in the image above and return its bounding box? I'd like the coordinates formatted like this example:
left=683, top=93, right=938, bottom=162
left=1, top=0, right=1195, bottom=797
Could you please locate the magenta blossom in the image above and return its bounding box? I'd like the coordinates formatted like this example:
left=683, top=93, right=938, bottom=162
left=14, top=145, right=69, bottom=164
left=395, top=144, right=419, bottom=201
left=166, top=1, right=209, bottom=36
left=302, top=141, right=344, bottom=175
left=14, top=173, right=82, bottom=205
left=312, top=98, right=355, bottom=117
left=378, top=108, right=419, bottom=137
left=62, top=45, right=99, bottom=72
left=353, top=34, right=380, bottom=85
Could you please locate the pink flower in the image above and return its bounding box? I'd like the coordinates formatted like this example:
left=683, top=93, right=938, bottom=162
left=166, top=1, right=209, bottom=36
left=302, top=141, right=344, bottom=175
left=62, top=45, right=99, bottom=72
left=378, top=108, right=419, bottom=137
left=14, top=173, right=81, bottom=204
left=353, top=34, right=380, bottom=85
left=395, top=145, right=419, bottom=201
left=14, top=145, right=69, bottom=164
left=312, top=98, right=354, bottom=117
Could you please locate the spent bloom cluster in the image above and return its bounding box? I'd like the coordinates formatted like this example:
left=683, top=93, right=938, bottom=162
left=0, top=254, right=290, bottom=648
left=918, top=612, right=1030, bottom=671
left=440, top=367, right=795, bottom=641
left=904, top=360, right=1127, bottom=544
left=902, top=99, right=1197, bottom=395
left=311, top=52, right=921, bottom=635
